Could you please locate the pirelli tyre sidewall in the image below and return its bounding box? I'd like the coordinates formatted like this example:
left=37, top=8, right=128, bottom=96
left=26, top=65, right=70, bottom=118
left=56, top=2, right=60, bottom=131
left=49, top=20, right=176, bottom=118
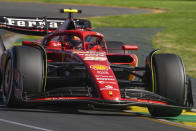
left=2, top=46, right=44, bottom=107
left=148, top=53, right=186, bottom=117
left=0, top=36, right=5, bottom=85
left=0, top=36, right=6, bottom=57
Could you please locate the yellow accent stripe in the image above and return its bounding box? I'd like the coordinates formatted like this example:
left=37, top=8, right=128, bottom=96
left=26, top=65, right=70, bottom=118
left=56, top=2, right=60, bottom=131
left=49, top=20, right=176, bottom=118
left=150, top=50, right=159, bottom=93
left=182, top=110, right=196, bottom=115
left=62, top=9, right=79, bottom=13
left=42, top=46, right=48, bottom=93
left=151, top=54, right=155, bottom=93
left=128, top=106, right=149, bottom=113
left=62, top=53, right=65, bottom=62
left=13, top=43, right=22, bottom=46
left=31, top=42, right=47, bottom=93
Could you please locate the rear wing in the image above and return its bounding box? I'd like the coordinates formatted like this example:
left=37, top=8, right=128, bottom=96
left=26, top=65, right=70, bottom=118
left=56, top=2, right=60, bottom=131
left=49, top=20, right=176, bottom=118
left=0, top=16, right=92, bottom=35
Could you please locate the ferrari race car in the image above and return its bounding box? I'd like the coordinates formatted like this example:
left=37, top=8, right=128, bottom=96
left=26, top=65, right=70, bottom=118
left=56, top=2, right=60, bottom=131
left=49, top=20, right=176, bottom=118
left=0, top=9, right=193, bottom=117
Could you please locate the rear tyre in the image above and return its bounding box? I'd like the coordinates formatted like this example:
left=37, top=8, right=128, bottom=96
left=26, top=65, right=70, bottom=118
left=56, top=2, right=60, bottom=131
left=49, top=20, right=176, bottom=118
left=2, top=46, right=44, bottom=107
left=148, top=54, right=186, bottom=117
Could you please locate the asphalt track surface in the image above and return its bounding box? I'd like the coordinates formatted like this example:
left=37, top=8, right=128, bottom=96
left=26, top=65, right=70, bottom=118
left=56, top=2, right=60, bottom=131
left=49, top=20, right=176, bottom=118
left=0, top=1, right=152, bottom=17
left=0, top=1, right=195, bottom=131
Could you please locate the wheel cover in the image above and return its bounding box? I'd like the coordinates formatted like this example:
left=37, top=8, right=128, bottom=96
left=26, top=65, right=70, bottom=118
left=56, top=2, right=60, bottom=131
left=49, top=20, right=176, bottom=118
left=4, top=59, right=12, bottom=98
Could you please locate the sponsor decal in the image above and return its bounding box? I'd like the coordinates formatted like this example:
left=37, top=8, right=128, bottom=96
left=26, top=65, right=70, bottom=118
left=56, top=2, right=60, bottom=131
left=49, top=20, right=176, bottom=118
left=44, top=97, right=77, bottom=100
left=100, top=85, right=118, bottom=91
left=109, top=91, right=113, bottom=95
left=73, top=51, right=89, bottom=54
left=90, top=65, right=109, bottom=70
left=5, top=18, right=64, bottom=28
left=105, top=85, right=113, bottom=89
left=73, top=52, right=105, bottom=57
left=98, top=81, right=104, bottom=84
left=96, top=78, right=115, bottom=81
left=74, top=51, right=105, bottom=54
left=97, top=71, right=109, bottom=74
left=95, top=75, right=113, bottom=78
left=98, top=81, right=117, bottom=84
left=84, top=53, right=105, bottom=57
left=84, top=57, right=107, bottom=61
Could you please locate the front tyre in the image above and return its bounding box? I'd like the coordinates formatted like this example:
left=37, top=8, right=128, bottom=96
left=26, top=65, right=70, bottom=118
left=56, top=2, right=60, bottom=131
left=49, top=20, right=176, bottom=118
left=148, top=54, right=186, bottom=117
left=2, top=46, right=45, bottom=107
left=0, top=36, right=6, bottom=59
left=2, top=59, right=15, bottom=106
left=0, top=36, right=6, bottom=101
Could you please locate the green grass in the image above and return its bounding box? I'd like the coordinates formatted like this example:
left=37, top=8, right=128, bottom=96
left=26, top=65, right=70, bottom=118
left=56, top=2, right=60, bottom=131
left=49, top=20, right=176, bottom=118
left=3, top=0, right=196, bottom=78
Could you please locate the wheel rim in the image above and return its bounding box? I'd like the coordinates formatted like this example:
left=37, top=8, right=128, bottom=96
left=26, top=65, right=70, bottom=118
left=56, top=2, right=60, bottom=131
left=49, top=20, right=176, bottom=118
left=4, top=59, right=12, bottom=97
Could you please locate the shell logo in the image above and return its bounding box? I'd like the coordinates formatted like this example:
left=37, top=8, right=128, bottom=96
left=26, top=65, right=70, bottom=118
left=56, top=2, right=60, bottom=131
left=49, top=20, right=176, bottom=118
left=90, top=65, right=109, bottom=70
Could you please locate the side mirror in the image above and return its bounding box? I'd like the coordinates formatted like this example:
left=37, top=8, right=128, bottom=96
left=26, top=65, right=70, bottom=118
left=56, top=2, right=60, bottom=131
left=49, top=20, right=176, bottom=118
left=122, top=45, right=138, bottom=51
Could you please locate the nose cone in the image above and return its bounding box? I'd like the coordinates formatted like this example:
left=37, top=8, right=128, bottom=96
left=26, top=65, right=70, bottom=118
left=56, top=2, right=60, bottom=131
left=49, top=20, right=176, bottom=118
left=100, top=89, right=121, bottom=101
left=74, top=51, right=122, bottom=101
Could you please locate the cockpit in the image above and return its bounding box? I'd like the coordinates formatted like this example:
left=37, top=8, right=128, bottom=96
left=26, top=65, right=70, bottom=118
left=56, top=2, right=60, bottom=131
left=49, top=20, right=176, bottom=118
left=42, top=30, right=107, bottom=52
left=60, top=35, right=82, bottom=49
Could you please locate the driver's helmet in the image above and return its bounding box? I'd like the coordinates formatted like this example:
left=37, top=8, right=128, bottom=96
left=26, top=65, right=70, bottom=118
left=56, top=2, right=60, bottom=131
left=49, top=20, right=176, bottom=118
left=69, top=36, right=82, bottom=49
left=61, top=35, right=82, bottom=49
left=65, top=35, right=82, bottom=49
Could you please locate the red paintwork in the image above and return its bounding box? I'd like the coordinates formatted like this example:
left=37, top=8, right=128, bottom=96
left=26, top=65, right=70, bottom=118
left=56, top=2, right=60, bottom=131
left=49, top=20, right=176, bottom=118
left=121, top=98, right=167, bottom=105
left=19, top=18, right=167, bottom=105
left=74, top=51, right=121, bottom=100
left=22, top=29, right=141, bottom=101
left=34, top=97, right=100, bottom=101
left=0, top=14, right=180, bottom=108
left=122, top=45, right=138, bottom=51
left=33, top=97, right=167, bottom=105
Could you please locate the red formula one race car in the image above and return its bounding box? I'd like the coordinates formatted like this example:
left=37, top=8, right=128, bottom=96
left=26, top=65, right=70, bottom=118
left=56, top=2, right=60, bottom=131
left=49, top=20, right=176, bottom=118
left=0, top=9, right=193, bottom=117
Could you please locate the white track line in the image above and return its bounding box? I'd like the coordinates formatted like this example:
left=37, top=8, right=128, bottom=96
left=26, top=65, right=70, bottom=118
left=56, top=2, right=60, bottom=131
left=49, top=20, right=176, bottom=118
left=0, top=118, right=53, bottom=131
left=191, top=108, right=196, bottom=112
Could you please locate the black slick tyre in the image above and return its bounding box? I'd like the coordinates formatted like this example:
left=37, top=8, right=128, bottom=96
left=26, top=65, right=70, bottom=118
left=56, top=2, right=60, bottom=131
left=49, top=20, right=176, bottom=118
left=0, top=36, right=6, bottom=102
left=2, top=46, right=44, bottom=107
left=0, top=36, right=6, bottom=76
left=0, top=36, right=5, bottom=59
left=148, top=54, right=186, bottom=117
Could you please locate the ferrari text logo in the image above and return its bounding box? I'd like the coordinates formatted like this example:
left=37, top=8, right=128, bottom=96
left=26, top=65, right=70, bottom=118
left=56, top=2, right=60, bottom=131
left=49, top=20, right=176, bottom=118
left=6, top=18, right=64, bottom=28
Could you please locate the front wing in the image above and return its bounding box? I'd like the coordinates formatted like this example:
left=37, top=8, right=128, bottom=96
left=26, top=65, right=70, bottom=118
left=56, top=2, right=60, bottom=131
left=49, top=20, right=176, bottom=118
left=27, top=96, right=191, bottom=110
